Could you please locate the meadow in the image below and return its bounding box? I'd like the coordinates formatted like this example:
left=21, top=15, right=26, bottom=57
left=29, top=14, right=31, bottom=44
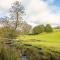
left=0, top=29, right=60, bottom=60
left=17, top=29, right=60, bottom=52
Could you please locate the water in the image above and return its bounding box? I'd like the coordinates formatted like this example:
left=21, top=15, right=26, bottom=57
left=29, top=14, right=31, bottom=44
left=21, top=56, right=28, bottom=60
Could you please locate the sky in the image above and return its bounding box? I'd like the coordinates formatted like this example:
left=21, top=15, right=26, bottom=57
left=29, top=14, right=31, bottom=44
left=0, top=0, right=60, bottom=26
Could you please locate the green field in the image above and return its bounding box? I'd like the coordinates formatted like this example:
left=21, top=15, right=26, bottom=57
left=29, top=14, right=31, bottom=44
left=0, top=30, right=60, bottom=60
left=17, top=30, right=60, bottom=52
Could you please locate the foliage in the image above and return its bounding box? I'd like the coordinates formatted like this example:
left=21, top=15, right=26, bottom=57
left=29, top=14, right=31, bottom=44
left=32, top=25, right=45, bottom=34
left=10, top=1, right=25, bottom=30
left=0, top=27, right=19, bottom=39
left=54, top=26, right=60, bottom=29
left=32, top=24, right=53, bottom=35
left=45, top=24, right=53, bottom=33
left=20, top=21, right=32, bottom=35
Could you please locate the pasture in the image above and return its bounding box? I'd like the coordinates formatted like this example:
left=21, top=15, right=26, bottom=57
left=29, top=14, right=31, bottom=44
left=17, top=30, right=60, bottom=52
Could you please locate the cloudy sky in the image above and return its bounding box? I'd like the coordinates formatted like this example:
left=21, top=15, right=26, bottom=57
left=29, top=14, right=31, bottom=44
left=0, top=0, right=60, bottom=26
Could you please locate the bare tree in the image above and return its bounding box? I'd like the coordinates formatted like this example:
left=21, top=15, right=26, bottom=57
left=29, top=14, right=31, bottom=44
left=10, top=1, right=25, bottom=30
left=0, top=16, right=10, bottom=28
left=20, top=21, right=32, bottom=34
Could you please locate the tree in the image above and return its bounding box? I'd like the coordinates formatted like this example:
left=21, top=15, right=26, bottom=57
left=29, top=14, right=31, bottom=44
left=0, top=27, right=18, bottom=39
left=45, top=24, right=53, bottom=33
left=2, top=16, right=10, bottom=27
left=10, top=1, right=25, bottom=30
left=39, top=25, right=45, bottom=32
left=32, top=25, right=45, bottom=34
left=0, top=16, right=10, bottom=28
left=20, top=21, right=32, bottom=34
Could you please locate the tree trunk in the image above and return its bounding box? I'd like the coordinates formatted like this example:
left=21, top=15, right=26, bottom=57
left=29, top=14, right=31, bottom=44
left=15, top=12, right=19, bottom=30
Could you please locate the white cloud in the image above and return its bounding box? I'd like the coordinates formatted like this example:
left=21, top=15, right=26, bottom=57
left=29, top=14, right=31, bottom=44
left=0, top=0, right=60, bottom=26
left=0, top=0, right=24, bottom=17
left=0, top=0, right=30, bottom=9
left=24, top=0, right=60, bottom=26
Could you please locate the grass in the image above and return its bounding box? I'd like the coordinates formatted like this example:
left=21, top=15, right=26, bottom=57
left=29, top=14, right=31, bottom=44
left=17, top=30, right=60, bottom=52
left=0, top=29, right=60, bottom=60
left=0, top=43, right=20, bottom=60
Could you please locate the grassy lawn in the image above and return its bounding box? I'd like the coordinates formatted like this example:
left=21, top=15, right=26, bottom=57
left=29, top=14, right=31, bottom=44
left=17, top=30, right=60, bottom=52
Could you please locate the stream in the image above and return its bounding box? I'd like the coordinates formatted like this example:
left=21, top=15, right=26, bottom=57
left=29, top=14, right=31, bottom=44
left=21, top=56, right=28, bottom=60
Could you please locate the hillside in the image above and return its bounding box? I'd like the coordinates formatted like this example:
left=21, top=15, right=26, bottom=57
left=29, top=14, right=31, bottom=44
left=17, top=30, right=60, bottom=52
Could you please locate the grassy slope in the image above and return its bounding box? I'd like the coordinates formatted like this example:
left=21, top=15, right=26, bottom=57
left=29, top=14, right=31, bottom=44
left=17, top=30, right=60, bottom=52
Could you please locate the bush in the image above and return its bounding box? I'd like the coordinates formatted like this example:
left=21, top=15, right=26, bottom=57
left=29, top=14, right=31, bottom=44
left=45, top=24, right=53, bottom=33
left=0, top=27, right=19, bottom=39
left=32, top=25, right=45, bottom=34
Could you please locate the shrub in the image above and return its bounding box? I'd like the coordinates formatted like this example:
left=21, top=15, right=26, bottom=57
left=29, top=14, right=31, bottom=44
left=32, top=25, right=45, bottom=34
left=45, top=24, right=53, bottom=33
left=0, top=27, right=19, bottom=39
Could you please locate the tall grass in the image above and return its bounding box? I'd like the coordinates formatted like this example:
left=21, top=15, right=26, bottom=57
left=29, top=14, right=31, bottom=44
left=0, top=40, right=20, bottom=60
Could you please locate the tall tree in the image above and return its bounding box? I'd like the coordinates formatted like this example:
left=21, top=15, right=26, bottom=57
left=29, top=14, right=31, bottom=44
left=10, top=1, right=25, bottom=30
left=32, top=25, right=45, bottom=34
left=45, top=24, right=53, bottom=33
left=20, top=21, right=32, bottom=34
